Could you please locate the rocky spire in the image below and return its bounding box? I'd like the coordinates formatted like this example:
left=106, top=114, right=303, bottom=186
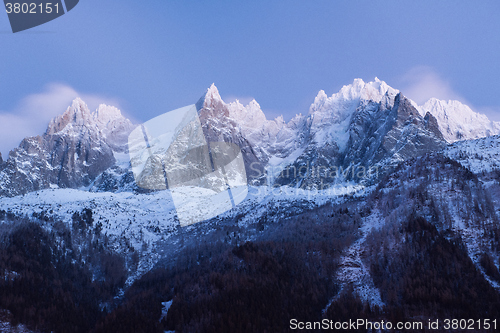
left=46, top=98, right=93, bottom=135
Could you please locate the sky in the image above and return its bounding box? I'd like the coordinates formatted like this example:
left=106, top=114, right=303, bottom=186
left=0, top=0, right=500, bottom=156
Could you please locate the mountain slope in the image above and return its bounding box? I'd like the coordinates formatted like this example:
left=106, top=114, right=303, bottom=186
left=444, top=134, right=500, bottom=174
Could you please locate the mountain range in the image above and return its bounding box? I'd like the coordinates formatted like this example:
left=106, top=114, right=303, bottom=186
left=1, top=78, right=500, bottom=332
left=1, top=78, right=499, bottom=197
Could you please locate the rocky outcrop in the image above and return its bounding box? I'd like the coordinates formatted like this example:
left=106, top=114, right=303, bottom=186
left=342, top=93, right=446, bottom=173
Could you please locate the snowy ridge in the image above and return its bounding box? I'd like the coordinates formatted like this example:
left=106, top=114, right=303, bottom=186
left=308, top=78, right=399, bottom=152
left=0, top=188, right=178, bottom=283
left=444, top=135, right=500, bottom=173
left=420, top=98, right=500, bottom=143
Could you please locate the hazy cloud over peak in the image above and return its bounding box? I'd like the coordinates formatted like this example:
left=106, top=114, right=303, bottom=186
left=399, top=66, right=466, bottom=106
left=398, top=67, right=500, bottom=121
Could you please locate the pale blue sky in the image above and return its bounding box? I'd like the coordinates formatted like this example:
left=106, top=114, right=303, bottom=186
left=0, top=0, right=499, bottom=155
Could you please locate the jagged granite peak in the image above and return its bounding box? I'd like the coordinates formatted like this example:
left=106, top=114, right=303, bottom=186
left=46, top=97, right=93, bottom=135
left=94, top=104, right=135, bottom=153
left=46, top=98, right=134, bottom=153
left=309, top=77, right=399, bottom=116
left=197, top=84, right=311, bottom=178
left=372, top=93, right=446, bottom=162
left=274, top=91, right=447, bottom=187
left=197, top=84, right=268, bottom=131
left=95, top=104, right=125, bottom=125
left=306, top=78, right=400, bottom=152
left=0, top=98, right=135, bottom=197
left=419, top=98, right=500, bottom=143
left=197, top=83, right=228, bottom=116
left=197, top=84, right=275, bottom=184
left=227, top=99, right=267, bottom=130
left=270, top=78, right=402, bottom=188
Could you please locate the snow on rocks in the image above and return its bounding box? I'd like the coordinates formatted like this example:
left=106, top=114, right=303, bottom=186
left=420, top=98, right=500, bottom=143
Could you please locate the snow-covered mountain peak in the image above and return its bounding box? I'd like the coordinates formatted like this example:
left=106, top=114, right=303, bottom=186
left=70, top=97, right=91, bottom=115
left=247, top=98, right=260, bottom=108
left=95, top=104, right=125, bottom=126
left=421, top=98, right=500, bottom=142
left=312, top=89, right=328, bottom=106
left=274, top=115, right=285, bottom=125
left=336, top=78, right=399, bottom=104
left=46, top=98, right=133, bottom=139
left=198, top=84, right=269, bottom=130
left=306, top=78, right=400, bottom=151
left=202, top=83, right=224, bottom=109
left=309, top=78, right=399, bottom=117
left=423, top=98, right=476, bottom=116
left=0, top=97, right=137, bottom=196
left=46, top=98, right=93, bottom=134
left=93, top=104, right=135, bottom=153
left=228, top=98, right=267, bottom=129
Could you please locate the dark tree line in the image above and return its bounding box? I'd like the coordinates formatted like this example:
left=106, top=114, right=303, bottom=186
left=369, top=215, right=500, bottom=325
left=2, top=151, right=500, bottom=332
left=0, top=215, right=128, bottom=333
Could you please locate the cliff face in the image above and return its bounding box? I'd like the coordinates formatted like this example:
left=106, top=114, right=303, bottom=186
left=342, top=93, right=446, bottom=173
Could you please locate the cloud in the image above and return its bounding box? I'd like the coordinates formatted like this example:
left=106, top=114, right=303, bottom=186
left=399, top=66, right=467, bottom=105
left=399, top=67, right=500, bottom=121
left=0, top=83, right=125, bottom=158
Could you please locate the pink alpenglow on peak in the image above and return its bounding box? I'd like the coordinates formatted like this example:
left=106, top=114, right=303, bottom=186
left=46, top=98, right=92, bottom=135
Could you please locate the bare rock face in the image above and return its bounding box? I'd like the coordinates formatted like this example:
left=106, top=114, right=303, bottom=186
left=196, top=85, right=269, bottom=185
left=342, top=93, right=447, bottom=177
left=0, top=98, right=135, bottom=196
